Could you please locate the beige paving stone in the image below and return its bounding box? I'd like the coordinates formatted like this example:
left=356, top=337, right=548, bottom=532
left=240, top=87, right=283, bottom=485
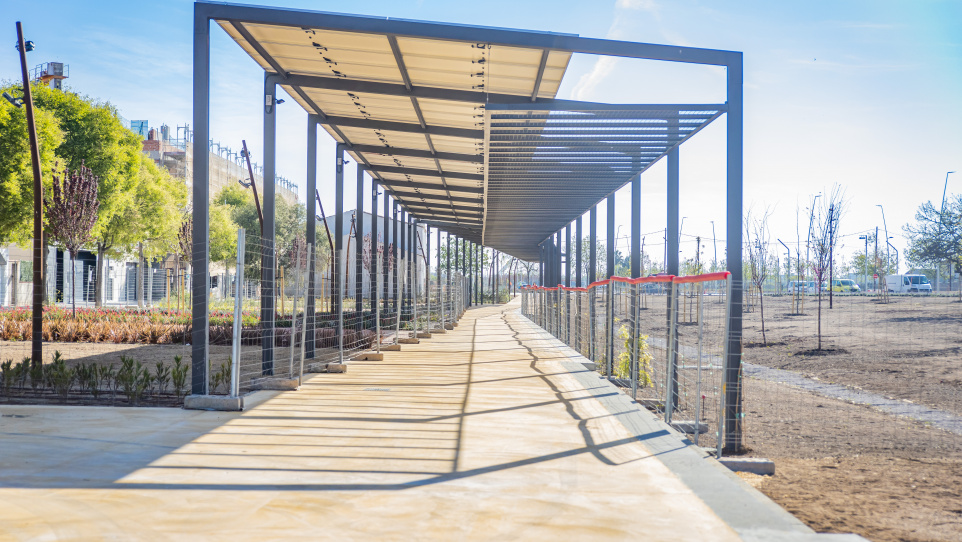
left=0, top=301, right=741, bottom=541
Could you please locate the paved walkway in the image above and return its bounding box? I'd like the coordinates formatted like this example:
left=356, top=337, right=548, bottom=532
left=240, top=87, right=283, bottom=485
left=0, top=301, right=848, bottom=540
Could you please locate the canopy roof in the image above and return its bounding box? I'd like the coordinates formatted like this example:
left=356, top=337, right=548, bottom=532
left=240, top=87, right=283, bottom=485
left=205, top=2, right=732, bottom=260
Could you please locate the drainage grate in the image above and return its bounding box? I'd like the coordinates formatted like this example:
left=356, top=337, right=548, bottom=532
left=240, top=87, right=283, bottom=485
left=363, top=388, right=391, bottom=392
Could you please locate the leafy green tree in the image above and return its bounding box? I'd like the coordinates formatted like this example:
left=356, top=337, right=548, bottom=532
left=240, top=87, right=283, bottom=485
left=0, top=84, right=62, bottom=244
left=904, top=195, right=962, bottom=285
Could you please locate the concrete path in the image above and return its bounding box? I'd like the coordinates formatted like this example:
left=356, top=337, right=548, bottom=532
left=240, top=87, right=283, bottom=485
left=0, top=301, right=858, bottom=541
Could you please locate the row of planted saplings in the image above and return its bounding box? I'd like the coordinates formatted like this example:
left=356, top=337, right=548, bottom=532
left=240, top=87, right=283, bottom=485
left=0, top=353, right=236, bottom=405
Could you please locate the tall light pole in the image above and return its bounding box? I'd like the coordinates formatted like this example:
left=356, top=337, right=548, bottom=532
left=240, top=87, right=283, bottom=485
left=877, top=204, right=890, bottom=274
left=679, top=216, right=687, bottom=263
left=939, top=171, right=955, bottom=291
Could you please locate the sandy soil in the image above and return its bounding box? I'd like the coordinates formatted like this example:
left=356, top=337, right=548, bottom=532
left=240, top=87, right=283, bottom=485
left=742, top=294, right=962, bottom=417
left=738, top=300, right=962, bottom=542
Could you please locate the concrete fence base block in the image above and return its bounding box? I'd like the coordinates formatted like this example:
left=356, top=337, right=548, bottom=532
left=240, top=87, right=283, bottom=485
left=671, top=420, right=708, bottom=435
left=431, top=329, right=447, bottom=334
left=719, top=457, right=776, bottom=476
left=353, top=353, right=384, bottom=361
left=250, top=378, right=299, bottom=391
left=416, top=332, right=432, bottom=339
left=184, top=394, right=243, bottom=411
left=399, top=338, right=420, bottom=344
left=383, top=344, right=402, bottom=351
left=326, top=363, right=347, bottom=373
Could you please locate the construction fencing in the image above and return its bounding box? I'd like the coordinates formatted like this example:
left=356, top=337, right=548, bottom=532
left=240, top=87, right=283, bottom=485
left=521, top=272, right=735, bottom=456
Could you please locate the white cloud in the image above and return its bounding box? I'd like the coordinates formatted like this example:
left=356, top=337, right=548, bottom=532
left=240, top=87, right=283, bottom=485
left=616, top=0, right=659, bottom=12
left=570, top=56, right=618, bottom=101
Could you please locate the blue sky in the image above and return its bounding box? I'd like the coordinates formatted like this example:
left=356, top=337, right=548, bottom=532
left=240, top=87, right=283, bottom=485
left=3, top=0, right=960, bottom=268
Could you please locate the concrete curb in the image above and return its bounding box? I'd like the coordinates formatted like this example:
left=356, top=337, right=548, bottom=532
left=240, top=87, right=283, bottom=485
left=184, top=394, right=243, bottom=411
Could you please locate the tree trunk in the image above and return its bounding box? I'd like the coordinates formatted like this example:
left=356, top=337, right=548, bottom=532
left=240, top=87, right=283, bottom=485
left=70, top=250, right=76, bottom=318
left=95, top=243, right=105, bottom=307
left=759, top=282, right=766, bottom=345
left=817, top=287, right=822, bottom=351
left=137, top=242, right=144, bottom=309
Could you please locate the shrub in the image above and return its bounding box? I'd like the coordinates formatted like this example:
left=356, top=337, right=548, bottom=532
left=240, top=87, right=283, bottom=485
left=171, top=355, right=188, bottom=398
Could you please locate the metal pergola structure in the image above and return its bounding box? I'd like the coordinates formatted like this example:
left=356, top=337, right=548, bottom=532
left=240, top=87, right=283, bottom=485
left=191, top=1, right=743, bottom=450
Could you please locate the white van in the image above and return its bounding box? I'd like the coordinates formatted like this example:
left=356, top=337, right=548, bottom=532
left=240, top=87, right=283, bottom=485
left=885, top=274, right=932, bottom=293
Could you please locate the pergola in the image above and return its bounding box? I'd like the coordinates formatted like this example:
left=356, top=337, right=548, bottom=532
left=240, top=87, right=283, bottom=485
left=191, top=2, right=743, bottom=446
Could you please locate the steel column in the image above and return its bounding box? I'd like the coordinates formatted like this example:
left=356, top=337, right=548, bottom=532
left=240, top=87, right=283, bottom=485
left=724, top=54, right=745, bottom=454
left=667, top=147, right=680, bottom=276
left=606, top=195, right=615, bottom=278
left=261, top=74, right=277, bottom=376
left=392, top=202, right=398, bottom=309
left=356, top=167, right=364, bottom=314
left=190, top=7, right=210, bottom=394
left=576, top=216, right=583, bottom=287
left=306, top=114, right=317, bottom=359
left=334, top=143, right=345, bottom=359
left=370, top=179, right=378, bottom=309
left=631, top=175, right=641, bottom=279
left=564, top=224, right=571, bottom=287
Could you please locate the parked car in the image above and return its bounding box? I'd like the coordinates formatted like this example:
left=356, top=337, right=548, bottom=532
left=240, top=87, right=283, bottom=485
left=831, top=279, right=860, bottom=293
left=885, top=274, right=932, bottom=293
left=788, top=280, right=816, bottom=294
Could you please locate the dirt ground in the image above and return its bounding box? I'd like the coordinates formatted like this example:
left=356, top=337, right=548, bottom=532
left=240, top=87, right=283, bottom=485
left=742, top=294, right=962, bottom=416
left=737, top=296, right=962, bottom=542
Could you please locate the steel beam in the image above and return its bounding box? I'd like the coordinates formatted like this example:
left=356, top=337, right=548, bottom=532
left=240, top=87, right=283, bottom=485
left=367, top=165, right=483, bottom=181
left=350, top=144, right=482, bottom=163
left=377, top=180, right=482, bottom=194
left=322, top=115, right=482, bottom=139
left=203, top=2, right=736, bottom=66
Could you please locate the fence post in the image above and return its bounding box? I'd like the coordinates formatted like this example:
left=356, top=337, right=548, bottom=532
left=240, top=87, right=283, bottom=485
left=665, top=280, right=680, bottom=424
left=338, top=250, right=344, bottom=365
left=606, top=282, right=614, bottom=378
left=631, top=283, right=640, bottom=399
left=230, top=227, right=245, bottom=398
left=694, top=281, right=704, bottom=447
left=299, top=244, right=312, bottom=385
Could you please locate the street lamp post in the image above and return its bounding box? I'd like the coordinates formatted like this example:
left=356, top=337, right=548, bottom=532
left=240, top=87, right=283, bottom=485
left=710, top=220, right=718, bottom=271
left=877, top=204, right=890, bottom=275
left=939, top=171, right=955, bottom=292
left=859, top=234, right=869, bottom=290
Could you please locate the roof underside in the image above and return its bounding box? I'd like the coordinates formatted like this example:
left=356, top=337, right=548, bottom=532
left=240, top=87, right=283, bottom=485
left=212, top=4, right=725, bottom=261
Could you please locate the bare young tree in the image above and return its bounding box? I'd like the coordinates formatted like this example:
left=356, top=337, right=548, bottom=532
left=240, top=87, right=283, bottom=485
left=45, top=162, right=100, bottom=317
left=810, top=186, right=845, bottom=351
left=745, top=207, right=773, bottom=344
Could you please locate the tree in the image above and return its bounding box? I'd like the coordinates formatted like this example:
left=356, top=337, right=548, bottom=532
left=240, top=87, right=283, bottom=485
left=745, top=208, right=773, bottom=344
left=0, top=84, right=62, bottom=244
left=2, top=82, right=185, bottom=306
left=44, top=162, right=99, bottom=316
left=904, top=194, right=962, bottom=289
left=810, top=187, right=845, bottom=351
